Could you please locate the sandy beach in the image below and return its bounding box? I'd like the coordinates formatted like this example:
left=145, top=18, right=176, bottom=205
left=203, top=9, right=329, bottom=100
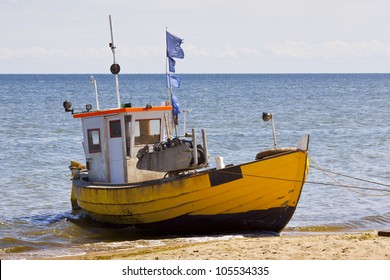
left=53, top=231, right=390, bottom=260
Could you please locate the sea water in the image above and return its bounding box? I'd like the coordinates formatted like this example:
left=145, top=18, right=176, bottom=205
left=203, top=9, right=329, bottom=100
left=0, top=74, right=389, bottom=259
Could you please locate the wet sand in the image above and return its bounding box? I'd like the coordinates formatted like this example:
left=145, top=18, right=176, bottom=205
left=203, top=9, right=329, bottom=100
left=53, top=231, right=390, bottom=260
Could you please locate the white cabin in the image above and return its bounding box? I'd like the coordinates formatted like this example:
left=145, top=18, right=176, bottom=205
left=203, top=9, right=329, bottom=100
left=73, top=105, right=172, bottom=184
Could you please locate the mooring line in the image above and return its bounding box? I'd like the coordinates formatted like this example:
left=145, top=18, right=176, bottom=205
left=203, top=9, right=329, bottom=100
left=305, top=180, right=390, bottom=194
left=310, top=162, right=390, bottom=188
left=309, top=156, right=390, bottom=197
left=213, top=156, right=390, bottom=196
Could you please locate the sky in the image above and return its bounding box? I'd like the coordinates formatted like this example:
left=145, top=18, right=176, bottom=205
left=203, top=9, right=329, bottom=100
left=1, top=0, right=390, bottom=74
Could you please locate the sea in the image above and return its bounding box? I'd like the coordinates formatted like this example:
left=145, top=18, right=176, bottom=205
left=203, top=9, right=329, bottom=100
left=0, top=73, right=389, bottom=260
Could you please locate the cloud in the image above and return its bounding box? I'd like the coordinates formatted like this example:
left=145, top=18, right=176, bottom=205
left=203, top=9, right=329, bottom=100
left=120, top=45, right=163, bottom=59
left=0, top=44, right=166, bottom=60
left=0, top=47, right=107, bottom=60
left=2, top=40, right=390, bottom=73
left=264, top=40, right=390, bottom=59
left=2, top=40, right=389, bottom=62
left=0, top=0, right=21, bottom=6
left=184, top=44, right=263, bottom=59
left=0, top=44, right=262, bottom=61
left=164, top=40, right=390, bottom=61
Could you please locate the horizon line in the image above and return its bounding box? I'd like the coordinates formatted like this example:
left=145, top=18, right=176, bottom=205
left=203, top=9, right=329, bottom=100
left=1, top=72, right=390, bottom=75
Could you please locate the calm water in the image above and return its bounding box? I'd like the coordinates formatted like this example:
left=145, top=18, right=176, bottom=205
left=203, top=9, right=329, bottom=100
left=0, top=74, right=389, bottom=259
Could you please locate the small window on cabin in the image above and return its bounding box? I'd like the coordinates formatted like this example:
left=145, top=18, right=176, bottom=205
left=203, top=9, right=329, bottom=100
left=134, top=119, right=161, bottom=145
left=87, top=129, right=101, bottom=153
left=109, top=120, right=122, bottom=138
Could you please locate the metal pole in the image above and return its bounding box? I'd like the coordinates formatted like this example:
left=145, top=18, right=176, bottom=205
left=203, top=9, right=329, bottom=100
left=114, top=75, right=120, bottom=108
left=109, top=15, right=121, bottom=108
left=183, top=110, right=188, bottom=136
left=271, top=118, right=277, bottom=149
left=192, top=128, right=198, bottom=166
left=201, top=128, right=208, bottom=165
left=91, top=76, right=100, bottom=110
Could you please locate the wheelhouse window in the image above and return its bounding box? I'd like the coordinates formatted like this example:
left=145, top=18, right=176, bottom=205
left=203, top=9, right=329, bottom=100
left=109, top=120, right=121, bottom=138
left=87, top=129, right=101, bottom=153
left=134, top=119, right=161, bottom=145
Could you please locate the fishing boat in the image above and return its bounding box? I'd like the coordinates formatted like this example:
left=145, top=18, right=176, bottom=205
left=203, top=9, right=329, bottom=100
left=63, top=17, right=310, bottom=234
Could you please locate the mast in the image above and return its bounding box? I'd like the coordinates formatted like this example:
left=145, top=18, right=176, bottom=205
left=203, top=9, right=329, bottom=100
left=166, top=28, right=184, bottom=137
left=109, top=15, right=121, bottom=108
left=165, top=27, right=173, bottom=137
left=168, top=60, right=175, bottom=136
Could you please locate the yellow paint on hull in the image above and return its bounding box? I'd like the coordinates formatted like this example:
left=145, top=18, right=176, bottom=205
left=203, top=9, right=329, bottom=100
left=73, top=150, right=309, bottom=226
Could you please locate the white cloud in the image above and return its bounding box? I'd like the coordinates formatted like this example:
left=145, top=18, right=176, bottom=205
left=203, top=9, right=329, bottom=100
left=0, top=44, right=262, bottom=61
left=2, top=40, right=390, bottom=74
left=183, top=44, right=263, bottom=59
left=0, top=47, right=107, bottom=60
left=264, top=40, right=390, bottom=59
left=2, top=1, right=390, bottom=73
left=0, top=0, right=21, bottom=6
left=120, top=45, right=163, bottom=59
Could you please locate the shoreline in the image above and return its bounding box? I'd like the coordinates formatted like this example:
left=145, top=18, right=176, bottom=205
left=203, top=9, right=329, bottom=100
left=51, top=231, right=390, bottom=260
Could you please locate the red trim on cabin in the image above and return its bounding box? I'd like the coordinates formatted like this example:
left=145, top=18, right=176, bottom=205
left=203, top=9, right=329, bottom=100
left=73, top=106, right=173, bottom=119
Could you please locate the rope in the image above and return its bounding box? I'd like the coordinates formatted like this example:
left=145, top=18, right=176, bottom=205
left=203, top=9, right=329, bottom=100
left=310, top=159, right=390, bottom=188
left=306, top=180, right=390, bottom=194
left=308, top=156, right=390, bottom=197
left=213, top=156, right=390, bottom=196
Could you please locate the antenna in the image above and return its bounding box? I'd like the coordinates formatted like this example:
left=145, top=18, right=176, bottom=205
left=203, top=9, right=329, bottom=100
left=262, top=112, right=277, bottom=149
left=90, top=76, right=100, bottom=110
left=109, top=15, right=121, bottom=108
left=182, top=109, right=192, bottom=136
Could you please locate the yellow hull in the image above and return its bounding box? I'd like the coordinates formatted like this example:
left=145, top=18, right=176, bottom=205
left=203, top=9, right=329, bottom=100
left=72, top=150, right=309, bottom=233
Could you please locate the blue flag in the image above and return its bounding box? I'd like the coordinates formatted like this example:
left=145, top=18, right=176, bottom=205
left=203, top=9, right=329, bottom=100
left=172, top=94, right=180, bottom=116
left=168, top=57, right=176, bottom=73
left=172, top=93, right=180, bottom=126
left=166, top=74, right=182, bottom=88
left=166, top=31, right=184, bottom=59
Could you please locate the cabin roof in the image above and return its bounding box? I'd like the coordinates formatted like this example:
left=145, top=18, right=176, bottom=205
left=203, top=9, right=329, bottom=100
left=73, top=105, right=172, bottom=119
